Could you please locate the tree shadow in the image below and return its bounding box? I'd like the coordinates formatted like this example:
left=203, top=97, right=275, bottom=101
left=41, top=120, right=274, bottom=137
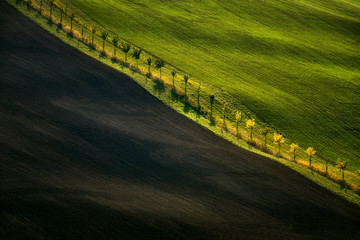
left=88, top=44, right=96, bottom=52
left=26, top=1, right=31, bottom=10
left=99, top=51, right=107, bottom=59
left=183, top=102, right=191, bottom=113
left=130, top=66, right=140, bottom=74
left=67, top=31, right=74, bottom=40
left=209, top=118, right=215, bottom=126
left=56, top=23, right=63, bottom=33
left=145, top=73, right=152, bottom=84
left=153, top=79, right=165, bottom=96
left=120, top=61, right=130, bottom=69
left=171, top=89, right=179, bottom=102
left=111, top=57, right=118, bottom=63
left=339, top=182, right=347, bottom=191
left=47, top=19, right=53, bottom=26
left=195, top=107, right=201, bottom=119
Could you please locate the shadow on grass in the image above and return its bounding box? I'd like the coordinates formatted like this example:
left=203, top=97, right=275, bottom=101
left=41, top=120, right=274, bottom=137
left=89, top=44, right=96, bottom=51
left=153, top=79, right=165, bottom=96
left=99, top=51, right=107, bottom=59
left=170, top=88, right=179, bottom=102
left=47, top=19, right=53, bottom=26
left=67, top=31, right=74, bottom=39
left=209, top=118, right=215, bottom=126
left=56, top=23, right=62, bottom=32
left=183, top=102, right=191, bottom=113
left=111, top=57, right=118, bottom=63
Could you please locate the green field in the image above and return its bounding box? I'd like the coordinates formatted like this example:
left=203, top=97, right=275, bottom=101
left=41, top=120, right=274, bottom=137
left=54, top=0, right=360, bottom=170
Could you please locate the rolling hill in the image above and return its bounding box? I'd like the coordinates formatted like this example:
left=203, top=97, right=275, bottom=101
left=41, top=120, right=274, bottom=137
left=59, top=0, right=360, bottom=169
left=1, top=1, right=360, bottom=239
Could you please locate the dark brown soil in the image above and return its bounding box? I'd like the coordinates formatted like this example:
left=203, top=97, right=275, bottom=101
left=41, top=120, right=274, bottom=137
left=1, top=2, right=359, bottom=239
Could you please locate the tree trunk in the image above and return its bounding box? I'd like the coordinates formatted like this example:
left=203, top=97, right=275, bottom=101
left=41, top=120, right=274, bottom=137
left=264, top=136, right=267, bottom=147
left=197, top=90, right=200, bottom=111
left=172, top=77, right=175, bottom=89
left=325, top=161, right=327, bottom=175
left=278, top=144, right=280, bottom=155
left=236, top=123, right=239, bottom=139
left=309, top=156, right=312, bottom=166
left=114, top=48, right=116, bottom=57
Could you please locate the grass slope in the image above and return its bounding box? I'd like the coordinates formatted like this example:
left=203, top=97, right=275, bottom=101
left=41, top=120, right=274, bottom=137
left=2, top=3, right=360, bottom=239
left=59, top=0, right=360, bottom=170
left=7, top=0, right=360, bottom=203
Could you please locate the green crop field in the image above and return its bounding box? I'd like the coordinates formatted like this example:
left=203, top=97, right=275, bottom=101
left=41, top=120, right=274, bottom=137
left=52, top=0, right=360, bottom=170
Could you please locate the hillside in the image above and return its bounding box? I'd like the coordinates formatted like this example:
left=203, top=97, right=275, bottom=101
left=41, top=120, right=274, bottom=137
left=60, top=0, right=360, bottom=169
left=1, top=1, right=360, bottom=239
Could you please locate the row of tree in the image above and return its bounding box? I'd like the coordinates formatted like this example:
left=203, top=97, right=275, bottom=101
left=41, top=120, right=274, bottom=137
left=19, top=0, right=354, bottom=189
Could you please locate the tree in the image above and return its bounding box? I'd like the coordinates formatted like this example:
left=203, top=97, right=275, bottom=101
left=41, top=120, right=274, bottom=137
left=306, top=147, right=316, bottom=167
left=131, top=48, right=142, bottom=68
left=155, top=59, right=165, bottom=79
left=112, top=37, right=119, bottom=57
left=324, top=158, right=330, bottom=175
left=91, top=26, right=97, bottom=46
left=246, top=119, right=256, bottom=140
left=197, top=81, right=201, bottom=111
left=70, top=13, right=76, bottom=30
left=209, top=94, right=215, bottom=119
left=101, top=30, right=108, bottom=52
left=26, top=0, right=31, bottom=10
left=60, top=8, right=64, bottom=24
left=261, top=127, right=271, bottom=148
left=274, top=133, right=285, bottom=155
left=49, top=0, right=55, bottom=20
left=336, top=158, right=348, bottom=190
left=222, top=103, right=228, bottom=127
left=81, top=23, right=86, bottom=40
left=183, top=74, right=189, bottom=98
left=120, top=42, right=131, bottom=62
left=147, top=57, right=152, bottom=74
left=289, top=143, right=299, bottom=162
left=171, top=69, right=177, bottom=89
left=336, top=158, right=347, bottom=182
left=39, top=0, right=43, bottom=12
left=235, top=111, right=242, bottom=139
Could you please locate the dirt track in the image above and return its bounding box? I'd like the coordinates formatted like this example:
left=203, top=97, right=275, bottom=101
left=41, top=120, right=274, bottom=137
left=1, top=2, right=360, bottom=240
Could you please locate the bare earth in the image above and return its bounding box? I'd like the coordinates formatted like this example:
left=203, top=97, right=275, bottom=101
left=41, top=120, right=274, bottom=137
left=1, top=2, right=360, bottom=240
